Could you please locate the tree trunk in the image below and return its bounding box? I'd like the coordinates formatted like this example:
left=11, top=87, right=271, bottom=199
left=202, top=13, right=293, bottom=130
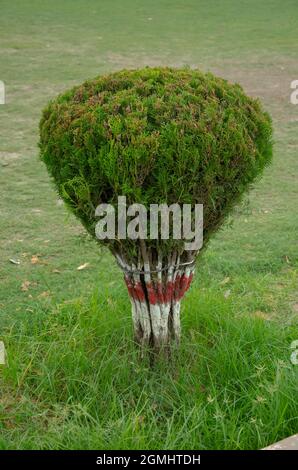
left=115, top=244, right=195, bottom=352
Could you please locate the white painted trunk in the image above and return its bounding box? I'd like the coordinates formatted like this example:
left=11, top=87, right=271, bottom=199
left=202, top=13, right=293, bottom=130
left=115, top=246, right=196, bottom=352
left=130, top=297, right=182, bottom=349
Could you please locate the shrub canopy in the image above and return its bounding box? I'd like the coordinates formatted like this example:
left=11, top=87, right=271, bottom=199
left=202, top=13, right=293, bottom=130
left=39, top=67, right=272, bottom=255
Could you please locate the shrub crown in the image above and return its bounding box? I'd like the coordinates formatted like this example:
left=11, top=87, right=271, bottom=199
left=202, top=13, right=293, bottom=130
left=39, top=67, right=272, bottom=254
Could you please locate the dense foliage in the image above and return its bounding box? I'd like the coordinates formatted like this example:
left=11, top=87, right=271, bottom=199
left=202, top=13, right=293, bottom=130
left=39, top=67, right=272, bottom=254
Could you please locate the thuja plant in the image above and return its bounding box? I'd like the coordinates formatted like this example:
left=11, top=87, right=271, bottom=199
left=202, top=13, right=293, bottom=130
left=39, top=67, right=272, bottom=351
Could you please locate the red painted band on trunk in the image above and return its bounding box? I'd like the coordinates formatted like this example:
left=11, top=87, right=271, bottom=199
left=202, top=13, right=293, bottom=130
left=134, top=282, right=146, bottom=303
left=124, top=276, right=134, bottom=299
left=124, top=274, right=194, bottom=305
left=164, top=280, right=174, bottom=303
left=156, top=282, right=164, bottom=304
left=147, top=282, right=158, bottom=305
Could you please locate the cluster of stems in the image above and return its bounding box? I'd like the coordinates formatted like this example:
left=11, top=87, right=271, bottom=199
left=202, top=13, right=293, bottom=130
left=114, top=240, right=196, bottom=351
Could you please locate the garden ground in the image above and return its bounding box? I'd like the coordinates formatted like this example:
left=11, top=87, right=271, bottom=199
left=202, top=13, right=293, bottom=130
left=0, top=0, right=297, bottom=449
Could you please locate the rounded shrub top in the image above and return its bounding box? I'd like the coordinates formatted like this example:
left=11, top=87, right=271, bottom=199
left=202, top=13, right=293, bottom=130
left=39, top=67, right=272, bottom=249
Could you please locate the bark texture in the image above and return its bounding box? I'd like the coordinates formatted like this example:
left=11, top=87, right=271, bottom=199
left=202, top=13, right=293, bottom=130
left=115, top=243, right=196, bottom=352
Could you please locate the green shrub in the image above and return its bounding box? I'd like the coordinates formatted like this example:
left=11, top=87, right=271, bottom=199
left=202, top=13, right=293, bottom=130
left=39, top=67, right=273, bottom=349
left=39, top=67, right=272, bottom=252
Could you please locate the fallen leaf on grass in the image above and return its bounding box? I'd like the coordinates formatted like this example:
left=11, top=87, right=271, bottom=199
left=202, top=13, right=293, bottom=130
left=52, top=269, right=61, bottom=274
left=21, top=281, right=31, bottom=292
left=21, top=280, right=37, bottom=291
left=220, top=276, right=230, bottom=286
left=38, top=291, right=50, bottom=298
left=252, top=310, right=271, bottom=320
left=77, top=262, right=89, bottom=271
left=3, top=419, right=16, bottom=430
left=255, top=396, right=266, bottom=404
left=224, top=289, right=231, bottom=299
left=30, top=255, right=48, bottom=265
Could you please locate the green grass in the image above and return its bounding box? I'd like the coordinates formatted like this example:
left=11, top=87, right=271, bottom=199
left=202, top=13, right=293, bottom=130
left=0, top=0, right=298, bottom=450
left=1, top=291, right=297, bottom=450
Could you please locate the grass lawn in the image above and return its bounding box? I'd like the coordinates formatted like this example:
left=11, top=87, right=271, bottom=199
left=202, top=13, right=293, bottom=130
left=0, top=0, right=297, bottom=450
